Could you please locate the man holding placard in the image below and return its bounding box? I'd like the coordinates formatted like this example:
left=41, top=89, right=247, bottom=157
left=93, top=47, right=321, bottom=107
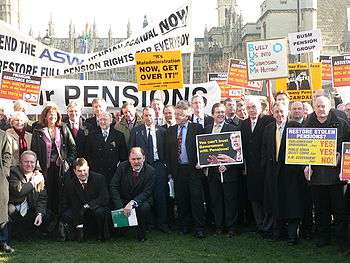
left=203, top=103, right=241, bottom=237
left=261, top=102, right=305, bottom=245
left=303, top=96, right=350, bottom=249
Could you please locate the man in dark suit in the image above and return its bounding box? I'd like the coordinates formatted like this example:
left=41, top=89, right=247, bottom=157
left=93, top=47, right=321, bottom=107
left=223, top=98, right=241, bottom=128
left=261, top=102, right=305, bottom=245
left=204, top=103, right=242, bottom=237
left=130, top=107, right=168, bottom=232
left=163, top=105, right=176, bottom=128
left=8, top=151, right=48, bottom=240
left=63, top=101, right=89, bottom=158
left=86, top=112, right=128, bottom=185
left=60, top=158, right=110, bottom=241
left=241, top=97, right=274, bottom=235
left=190, top=94, right=214, bottom=128
left=110, top=147, right=155, bottom=241
left=151, top=98, right=165, bottom=126
left=166, top=100, right=206, bottom=238
left=85, top=98, right=108, bottom=132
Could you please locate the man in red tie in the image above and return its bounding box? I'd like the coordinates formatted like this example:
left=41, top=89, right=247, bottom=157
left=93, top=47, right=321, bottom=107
left=60, top=158, right=110, bottom=241
left=110, top=147, right=155, bottom=241
left=64, top=101, right=88, bottom=157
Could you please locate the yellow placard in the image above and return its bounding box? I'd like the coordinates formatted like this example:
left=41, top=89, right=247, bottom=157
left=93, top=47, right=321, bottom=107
left=275, top=63, right=322, bottom=102
left=135, top=50, right=183, bottom=91
left=286, top=128, right=337, bottom=166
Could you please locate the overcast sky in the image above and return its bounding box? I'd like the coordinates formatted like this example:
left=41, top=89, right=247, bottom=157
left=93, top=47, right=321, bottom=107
left=20, top=0, right=264, bottom=38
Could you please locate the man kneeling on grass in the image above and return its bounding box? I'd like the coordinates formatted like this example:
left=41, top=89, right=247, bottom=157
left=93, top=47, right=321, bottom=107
left=8, top=151, right=48, bottom=243
left=59, top=158, right=110, bottom=241
left=110, top=147, right=155, bottom=242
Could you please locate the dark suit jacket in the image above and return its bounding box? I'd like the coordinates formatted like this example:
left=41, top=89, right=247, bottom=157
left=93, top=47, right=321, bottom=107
left=190, top=114, right=214, bottom=128
left=241, top=114, right=274, bottom=201
left=63, top=116, right=89, bottom=158
left=8, top=166, right=47, bottom=216
left=110, top=161, right=155, bottom=209
left=30, top=123, right=77, bottom=178
left=225, top=116, right=242, bottom=129
left=204, top=122, right=242, bottom=182
left=261, top=121, right=305, bottom=218
left=165, top=122, right=203, bottom=177
left=61, top=171, right=109, bottom=224
left=86, top=127, right=128, bottom=184
left=130, top=124, right=167, bottom=163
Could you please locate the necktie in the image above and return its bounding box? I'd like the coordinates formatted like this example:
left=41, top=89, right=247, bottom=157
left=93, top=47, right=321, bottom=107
left=132, top=170, right=139, bottom=185
left=102, top=130, right=108, bottom=141
left=147, top=128, right=154, bottom=164
left=72, top=127, right=78, bottom=138
left=177, top=125, right=184, bottom=161
left=81, top=182, right=87, bottom=190
left=251, top=120, right=256, bottom=132
left=276, top=126, right=282, bottom=160
left=213, top=124, right=221, bottom=133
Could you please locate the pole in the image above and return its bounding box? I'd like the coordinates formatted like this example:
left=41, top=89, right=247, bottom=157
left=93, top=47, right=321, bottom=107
left=297, top=0, right=301, bottom=62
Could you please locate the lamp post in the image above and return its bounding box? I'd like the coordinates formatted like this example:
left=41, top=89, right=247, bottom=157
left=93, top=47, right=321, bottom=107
left=297, top=0, right=301, bottom=62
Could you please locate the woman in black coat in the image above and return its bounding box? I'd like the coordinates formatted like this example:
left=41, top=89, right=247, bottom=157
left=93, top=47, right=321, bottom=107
left=31, top=104, right=77, bottom=215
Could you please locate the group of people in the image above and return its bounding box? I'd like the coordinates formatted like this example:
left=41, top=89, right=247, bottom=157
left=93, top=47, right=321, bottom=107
left=0, top=92, right=349, bottom=255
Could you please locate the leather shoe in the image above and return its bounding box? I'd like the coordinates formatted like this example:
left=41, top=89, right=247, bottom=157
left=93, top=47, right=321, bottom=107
left=158, top=225, right=170, bottom=234
left=227, top=230, right=235, bottom=238
left=0, top=242, right=15, bottom=253
left=287, top=238, right=298, bottom=246
left=316, top=238, right=330, bottom=248
left=195, top=230, right=206, bottom=239
left=180, top=227, right=190, bottom=235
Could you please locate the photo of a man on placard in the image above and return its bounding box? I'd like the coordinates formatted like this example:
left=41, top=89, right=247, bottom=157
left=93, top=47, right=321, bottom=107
left=287, top=70, right=311, bottom=90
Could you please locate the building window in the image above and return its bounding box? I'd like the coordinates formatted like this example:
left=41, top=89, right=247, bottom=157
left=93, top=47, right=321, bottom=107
left=280, top=0, right=287, bottom=4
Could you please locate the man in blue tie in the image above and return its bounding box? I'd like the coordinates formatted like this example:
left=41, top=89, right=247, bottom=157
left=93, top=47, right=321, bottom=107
left=130, top=107, right=168, bottom=233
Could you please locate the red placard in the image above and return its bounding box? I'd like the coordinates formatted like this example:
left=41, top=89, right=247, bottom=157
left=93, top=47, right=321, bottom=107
left=332, top=55, right=350, bottom=87
left=319, top=55, right=332, bottom=81
left=0, top=71, right=41, bottom=104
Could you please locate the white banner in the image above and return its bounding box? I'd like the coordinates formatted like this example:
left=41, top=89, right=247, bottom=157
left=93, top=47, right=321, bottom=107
left=246, top=38, right=289, bottom=81
left=288, top=29, right=322, bottom=55
left=0, top=79, right=220, bottom=115
left=0, top=2, right=193, bottom=77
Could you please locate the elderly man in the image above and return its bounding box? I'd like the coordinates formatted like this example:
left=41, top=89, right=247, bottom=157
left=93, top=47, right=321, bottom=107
left=8, top=151, right=47, bottom=240
left=344, top=103, right=350, bottom=123
left=163, top=105, right=176, bottom=128
left=261, top=103, right=305, bottom=245
left=289, top=101, right=305, bottom=124
left=304, top=96, right=350, bottom=249
left=115, top=102, right=143, bottom=148
left=166, top=100, right=206, bottom=238
left=0, top=130, right=13, bottom=253
left=86, top=112, right=127, bottom=185
left=241, top=97, right=274, bottom=235
left=110, top=147, right=155, bottom=241
left=150, top=98, right=165, bottom=126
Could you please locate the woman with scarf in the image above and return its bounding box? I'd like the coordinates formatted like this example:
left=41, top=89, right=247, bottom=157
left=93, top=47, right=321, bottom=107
left=6, top=111, right=32, bottom=166
left=31, top=104, right=77, bottom=216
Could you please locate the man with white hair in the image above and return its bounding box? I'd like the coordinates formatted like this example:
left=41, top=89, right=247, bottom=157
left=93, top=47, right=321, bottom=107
left=303, top=96, right=350, bottom=249
left=241, top=97, right=274, bottom=236
left=86, top=112, right=128, bottom=185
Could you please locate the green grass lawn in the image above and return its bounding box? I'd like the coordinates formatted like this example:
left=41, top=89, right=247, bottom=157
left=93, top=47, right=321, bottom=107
left=0, top=231, right=348, bottom=263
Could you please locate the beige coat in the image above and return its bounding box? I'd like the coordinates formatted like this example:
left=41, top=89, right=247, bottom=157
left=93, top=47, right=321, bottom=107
left=6, top=128, right=32, bottom=166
